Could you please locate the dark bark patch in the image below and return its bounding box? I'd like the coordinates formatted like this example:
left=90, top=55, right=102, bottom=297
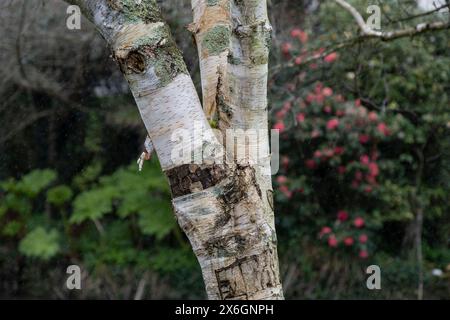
left=166, top=164, right=227, bottom=198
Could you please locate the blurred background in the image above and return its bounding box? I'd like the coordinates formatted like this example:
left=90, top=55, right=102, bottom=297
left=0, top=0, right=449, bottom=299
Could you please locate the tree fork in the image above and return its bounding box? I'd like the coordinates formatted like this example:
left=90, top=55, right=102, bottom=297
left=64, top=0, right=283, bottom=300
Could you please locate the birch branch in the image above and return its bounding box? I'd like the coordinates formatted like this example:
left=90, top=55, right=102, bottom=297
left=334, top=0, right=450, bottom=40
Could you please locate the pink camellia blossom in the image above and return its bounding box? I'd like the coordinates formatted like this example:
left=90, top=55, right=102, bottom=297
left=359, top=250, right=369, bottom=259
left=282, top=156, right=290, bottom=168
left=324, top=52, right=338, bottom=63
left=314, top=150, right=323, bottom=159
left=328, top=235, right=338, bottom=247
left=305, top=159, right=317, bottom=169
left=377, top=122, right=390, bottom=136
left=359, top=134, right=370, bottom=144
left=276, top=175, right=288, bottom=184
left=366, top=174, right=377, bottom=185
left=334, top=146, right=344, bottom=155
left=360, top=154, right=370, bottom=165
left=354, top=217, right=365, bottom=228
left=294, top=56, right=303, bottom=65
left=296, top=113, right=306, bottom=123
left=326, top=118, right=339, bottom=130
left=281, top=42, right=292, bottom=54
left=336, top=110, right=345, bottom=117
left=344, top=237, right=354, bottom=246
left=279, top=185, right=292, bottom=198
left=298, top=30, right=308, bottom=44
left=338, top=166, right=346, bottom=175
left=355, top=99, right=361, bottom=107
left=315, top=83, right=323, bottom=94
left=276, top=110, right=286, bottom=119
left=290, top=28, right=302, bottom=38
left=359, top=234, right=368, bottom=244
left=320, top=226, right=332, bottom=236
left=311, top=129, right=321, bottom=138
left=273, top=121, right=285, bottom=132
left=368, top=111, right=378, bottom=122
left=323, top=87, right=333, bottom=97
left=316, top=94, right=325, bottom=104
left=323, top=148, right=334, bottom=158
left=335, top=94, right=345, bottom=103
left=306, top=94, right=315, bottom=104
left=368, top=162, right=379, bottom=177
left=283, top=101, right=292, bottom=110
left=337, top=210, right=349, bottom=222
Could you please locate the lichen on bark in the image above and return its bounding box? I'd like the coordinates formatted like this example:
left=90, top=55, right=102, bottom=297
left=107, top=0, right=163, bottom=23
left=202, top=25, right=231, bottom=56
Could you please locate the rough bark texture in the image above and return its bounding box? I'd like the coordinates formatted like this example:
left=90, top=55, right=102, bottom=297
left=66, top=0, right=283, bottom=300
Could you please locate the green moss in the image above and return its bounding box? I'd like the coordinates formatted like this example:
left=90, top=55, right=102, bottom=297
left=202, top=25, right=231, bottom=56
left=108, top=0, right=163, bottom=23
left=152, top=43, right=189, bottom=87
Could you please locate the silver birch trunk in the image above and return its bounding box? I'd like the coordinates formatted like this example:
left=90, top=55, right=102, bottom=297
left=66, top=0, right=283, bottom=300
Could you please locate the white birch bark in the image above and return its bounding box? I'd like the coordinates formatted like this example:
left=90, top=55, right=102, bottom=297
left=65, top=0, right=283, bottom=300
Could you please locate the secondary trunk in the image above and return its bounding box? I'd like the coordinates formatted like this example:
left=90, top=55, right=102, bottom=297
left=66, top=0, right=283, bottom=300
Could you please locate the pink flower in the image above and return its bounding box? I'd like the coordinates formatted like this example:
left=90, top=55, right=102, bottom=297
left=328, top=235, right=338, bottom=247
left=359, top=134, right=370, bottom=144
left=324, top=52, right=338, bottom=63
left=324, top=105, right=332, bottom=114
left=281, top=42, right=292, bottom=54
left=314, top=150, right=323, bottom=159
left=326, top=118, right=339, bottom=130
left=305, top=159, right=317, bottom=169
left=276, top=110, right=286, bottom=119
left=377, top=122, right=390, bottom=136
left=282, top=156, right=290, bottom=168
left=354, top=217, right=365, bottom=228
left=336, top=110, right=345, bottom=117
left=364, top=186, right=373, bottom=193
left=368, top=162, right=379, bottom=177
left=360, top=154, right=370, bottom=165
left=294, top=56, right=303, bottom=65
left=320, top=226, right=332, bottom=236
left=296, top=113, right=306, bottom=123
left=311, top=130, right=321, bottom=138
left=273, top=121, right=285, bottom=132
left=279, top=185, right=292, bottom=198
left=283, top=101, right=292, bottom=110
left=338, top=166, right=346, bottom=175
left=359, top=250, right=369, bottom=259
left=337, top=210, right=349, bottom=222
left=359, top=234, right=368, bottom=244
left=306, top=94, right=315, bottom=104
left=290, top=28, right=302, bottom=38
left=298, top=30, right=308, bottom=44
left=344, top=237, right=354, bottom=246
left=368, top=111, right=378, bottom=122
left=355, top=99, right=361, bottom=107
left=334, top=146, right=344, bottom=155
left=322, top=87, right=333, bottom=97
left=276, top=175, right=288, bottom=184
